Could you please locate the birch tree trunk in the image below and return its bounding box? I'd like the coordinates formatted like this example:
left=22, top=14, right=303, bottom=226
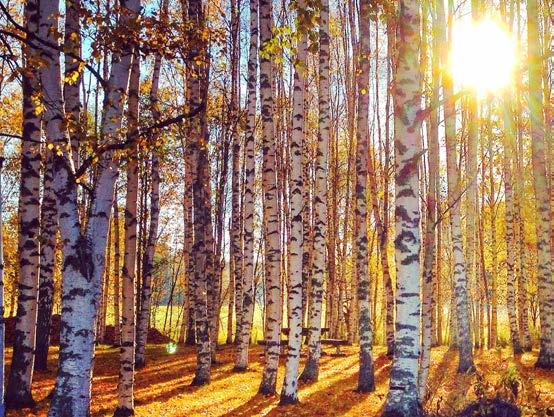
left=300, top=0, right=329, bottom=384
left=114, top=48, right=140, bottom=417
left=183, top=125, right=196, bottom=348
left=258, top=0, right=282, bottom=395
left=35, top=155, right=57, bottom=371
left=527, top=0, right=554, bottom=369
left=439, top=0, right=474, bottom=373
left=63, top=0, right=82, bottom=168
left=502, top=92, right=523, bottom=354
left=466, top=0, right=480, bottom=350
left=46, top=0, right=140, bottom=413
left=135, top=35, right=164, bottom=368
left=514, top=148, right=531, bottom=351
left=354, top=0, right=375, bottom=393
left=6, top=0, right=42, bottom=407
left=234, top=0, right=258, bottom=371
left=98, top=224, right=112, bottom=343
left=419, top=0, right=440, bottom=398
left=114, top=196, right=122, bottom=346
left=229, top=0, right=243, bottom=346
left=187, top=0, right=212, bottom=385
left=279, top=0, right=306, bottom=403
left=382, top=0, right=423, bottom=415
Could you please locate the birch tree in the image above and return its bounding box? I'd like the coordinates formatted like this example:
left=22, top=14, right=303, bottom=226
left=114, top=49, right=140, bottom=416
left=419, top=0, right=441, bottom=399
left=527, top=0, right=554, bottom=370
left=234, top=0, right=258, bottom=372
left=42, top=0, right=141, bottom=412
left=35, top=155, right=57, bottom=371
left=439, top=0, right=474, bottom=373
left=280, top=0, right=307, bottom=404
left=136, top=21, right=165, bottom=367
left=258, top=0, right=282, bottom=395
left=300, top=0, right=330, bottom=384
left=501, top=91, right=523, bottom=354
left=382, top=0, right=423, bottom=415
left=354, top=0, right=375, bottom=393
left=5, top=0, right=41, bottom=407
left=186, top=0, right=212, bottom=385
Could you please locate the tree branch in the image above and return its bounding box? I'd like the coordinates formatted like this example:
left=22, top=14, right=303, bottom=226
left=74, top=103, right=205, bottom=179
left=0, top=2, right=107, bottom=88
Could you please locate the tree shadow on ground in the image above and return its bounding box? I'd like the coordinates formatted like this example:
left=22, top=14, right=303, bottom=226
left=257, top=354, right=391, bottom=417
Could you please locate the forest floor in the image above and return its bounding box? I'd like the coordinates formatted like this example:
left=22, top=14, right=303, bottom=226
left=5, top=343, right=554, bottom=417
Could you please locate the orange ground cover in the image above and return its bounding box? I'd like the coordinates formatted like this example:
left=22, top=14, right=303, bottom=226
left=5, top=344, right=554, bottom=416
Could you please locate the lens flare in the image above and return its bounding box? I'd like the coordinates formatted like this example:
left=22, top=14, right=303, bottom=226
left=450, top=18, right=517, bottom=96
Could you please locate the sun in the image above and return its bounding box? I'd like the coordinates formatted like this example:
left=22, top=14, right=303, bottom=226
left=450, top=18, right=517, bottom=96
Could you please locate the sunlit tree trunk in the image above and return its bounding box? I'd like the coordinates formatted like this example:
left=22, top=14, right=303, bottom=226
left=6, top=0, right=41, bottom=408
left=354, top=0, right=375, bottom=393
left=280, top=0, right=306, bottom=404
left=300, top=0, right=329, bottom=383
left=258, top=0, right=282, bottom=394
left=419, top=0, right=440, bottom=399
left=63, top=0, right=82, bottom=167
left=527, top=0, right=554, bottom=369
left=183, top=126, right=196, bottom=347
left=514, top=156, right=531, bottom=351
left=466, top=0, right=480, bottom=351
left=187, top=0, right=212, bottom=385
left=501, top=90, right=523, bottom=354
left=114, top=49, right=140, bottom=417
left=135, top=27, right=164, bottom=367
left=382, top=0, right=423, bottom=415
left=98, top=224, right=111, bottom=343
left=383, top=15, right=396, bottom=356
left=229, top=0, right=243, bottom=346
left=46, top=0, right=140, bottom=412
left=234, top=0, right=258, bottom=371
left=439, top=0, right=474, bottom=373
left=35, top=155, right=57, bottom=371
left=113, top=196, right=122, bottom=346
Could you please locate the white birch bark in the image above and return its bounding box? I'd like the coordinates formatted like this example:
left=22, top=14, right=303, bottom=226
left=382, top=0, right=423, bottom=415
left=5, top=0, right=41, bottom=407
left=229, top=0, right=243, bottom=345
left=439, top=0, right=474, bottom=373
left=46, top=0, right=140, bottom=414
left=114, top=49, right=140, bottom=416
left=135, top=35, right=164, bottom=368
left=279, top=0, right=306, bottom=404
left=300, top=0, right=329, bottom=383
left=258, top=0, right=282, bottom=395
left=234, top=0, right=258, bottom=371
left=355, top=0, right=375, bottom=393
left=186, top=0, right=212, bottom=385
left=527, top=0, right=554, bottom=369
left=502, top=92, right=523, bottom=355
left=63, top=0, right=82, bottom=168
left=419, top=1, right=440, bottom=399
left=35, top=154, right=57, bottom=371
left=113, top=197, right=122, bottom=346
